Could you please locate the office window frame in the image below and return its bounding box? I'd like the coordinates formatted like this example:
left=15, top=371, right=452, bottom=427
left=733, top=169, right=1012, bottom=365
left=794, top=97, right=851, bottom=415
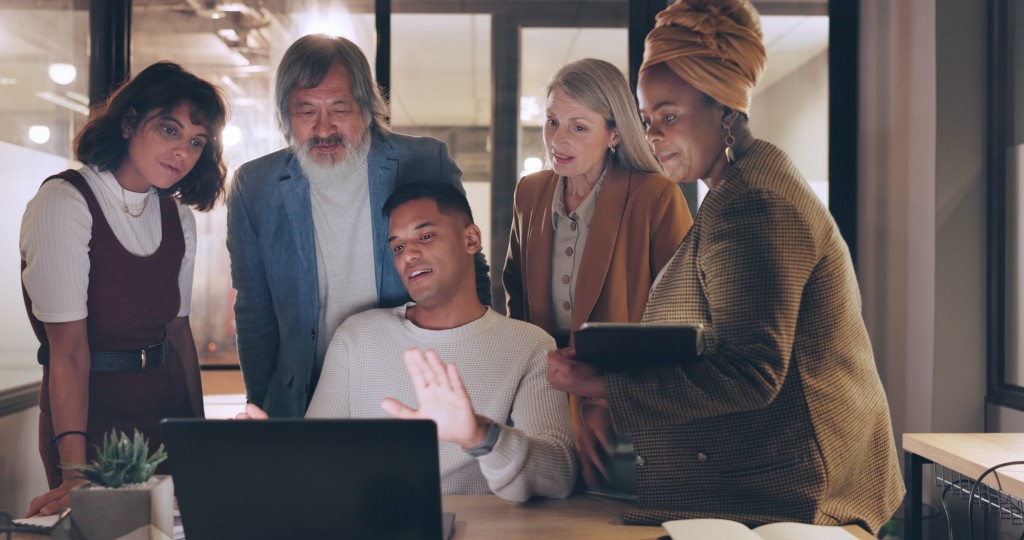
left=987, top=0, right=1023, bottom=409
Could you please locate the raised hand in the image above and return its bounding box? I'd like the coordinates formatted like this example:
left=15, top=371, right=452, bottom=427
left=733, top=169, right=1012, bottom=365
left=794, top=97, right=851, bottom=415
left=381, top=348, right=489, bottom=449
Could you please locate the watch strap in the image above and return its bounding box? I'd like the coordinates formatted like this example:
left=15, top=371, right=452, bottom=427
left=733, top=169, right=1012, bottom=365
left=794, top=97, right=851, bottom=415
left=466, top=422, right=501, bottom=457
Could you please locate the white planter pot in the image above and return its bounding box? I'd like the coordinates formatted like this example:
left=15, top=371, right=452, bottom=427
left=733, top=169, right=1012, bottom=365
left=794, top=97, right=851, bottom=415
left=68, top=475, right=174, bottom=540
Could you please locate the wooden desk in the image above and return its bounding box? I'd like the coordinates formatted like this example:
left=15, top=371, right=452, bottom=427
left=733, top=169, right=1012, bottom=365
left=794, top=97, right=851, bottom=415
left=903, top=433, right=1024, bottom=540
left=7, top=494, right=877, bottom=539
left=443, top=494, right=662, bottom=540
left=441, top=494, right=874, bottom=540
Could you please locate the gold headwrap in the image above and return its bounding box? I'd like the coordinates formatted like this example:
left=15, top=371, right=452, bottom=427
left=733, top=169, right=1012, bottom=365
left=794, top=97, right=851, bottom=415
left=640, top=0, right=767, bottom=115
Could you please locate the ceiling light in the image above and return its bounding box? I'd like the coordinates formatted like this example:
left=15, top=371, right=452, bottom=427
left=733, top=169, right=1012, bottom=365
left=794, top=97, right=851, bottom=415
left=229, top=52, right=251, bottom=67
left=48, top=63, right=77, bottom=85
left=28, top=125, right=51, bottom=144
left=519, top=97, right=540, bottom=122
left=35, top=91, right=90, bottom=116
left=222, top=124, right=243, bottom=147
left=220, top=75, right=244, bottom=96
left=65, top=91, right=90, bottom=105
left=217, top=28, right=240, bottom=42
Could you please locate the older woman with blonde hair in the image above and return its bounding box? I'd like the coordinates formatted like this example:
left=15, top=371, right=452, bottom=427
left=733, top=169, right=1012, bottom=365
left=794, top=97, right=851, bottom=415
left=504, top=58, right=691, bottom=493
left=546, top=0, right=904, bottom=534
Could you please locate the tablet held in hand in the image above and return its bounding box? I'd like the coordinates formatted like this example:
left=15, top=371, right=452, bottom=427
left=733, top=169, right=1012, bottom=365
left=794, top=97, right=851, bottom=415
left=572, top=323, right=704, bottom=370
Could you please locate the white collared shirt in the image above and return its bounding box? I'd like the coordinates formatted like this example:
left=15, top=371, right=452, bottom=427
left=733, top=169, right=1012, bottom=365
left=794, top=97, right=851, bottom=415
left=20, top=165, right=196, bottom=322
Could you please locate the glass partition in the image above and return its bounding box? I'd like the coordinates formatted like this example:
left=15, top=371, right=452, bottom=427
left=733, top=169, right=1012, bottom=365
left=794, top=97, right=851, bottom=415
left=0, top=2, right=88, bottom=372
left=391, top=13, right=493, bottom=256
left=1001, top=0, right=1024, bottom=390
left=131, top=0, right=376, bottom=366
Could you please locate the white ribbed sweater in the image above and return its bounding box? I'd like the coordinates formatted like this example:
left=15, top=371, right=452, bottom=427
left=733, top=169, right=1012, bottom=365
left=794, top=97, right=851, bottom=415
left=307, top=305, right=577, bottom=502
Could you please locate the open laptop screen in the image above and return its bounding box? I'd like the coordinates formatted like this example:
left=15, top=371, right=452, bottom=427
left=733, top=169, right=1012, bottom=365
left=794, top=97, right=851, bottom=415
left=161, top=418, right=444, bottom=540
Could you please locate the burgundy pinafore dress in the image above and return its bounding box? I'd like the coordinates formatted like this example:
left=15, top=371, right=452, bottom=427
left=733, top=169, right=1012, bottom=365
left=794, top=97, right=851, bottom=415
left=23, top=170, right=195, bottom=488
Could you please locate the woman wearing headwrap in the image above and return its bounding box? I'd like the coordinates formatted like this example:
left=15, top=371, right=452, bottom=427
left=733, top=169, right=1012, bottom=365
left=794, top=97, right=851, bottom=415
left=504, top=58, right=691, bottom=494
left=546, top=0, right=904, bottom=534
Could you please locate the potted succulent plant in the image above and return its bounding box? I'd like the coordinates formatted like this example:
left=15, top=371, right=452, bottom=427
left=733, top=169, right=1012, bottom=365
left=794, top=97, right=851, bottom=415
left=64, top=429, right=174, bottom=540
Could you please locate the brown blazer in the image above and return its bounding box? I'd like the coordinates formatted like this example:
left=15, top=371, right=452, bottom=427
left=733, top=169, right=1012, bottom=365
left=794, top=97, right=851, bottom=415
left=503, top=165, right=691, bottom=337
left=607, top=140, right=904, bottom=534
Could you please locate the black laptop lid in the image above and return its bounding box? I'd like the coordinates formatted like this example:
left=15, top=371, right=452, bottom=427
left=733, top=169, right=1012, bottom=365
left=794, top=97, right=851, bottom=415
left=160, top=418, right=443, bottom=540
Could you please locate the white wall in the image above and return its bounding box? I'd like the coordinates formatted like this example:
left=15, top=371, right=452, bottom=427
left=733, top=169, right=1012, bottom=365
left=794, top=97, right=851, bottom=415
left=860, top=0, right=935, bottom=441
left=0, top=141, right=74, bottom=361
left=463, top=181, right=491, bottom=266
left=749, top=50, right=829, bottom=200
left=0, top=405, right=48, bottom=517
left=930, top=0, right=988, bottom=434
left=860, top=0, right=989, bottom=441
left=0, top=141, right=74, bottom=517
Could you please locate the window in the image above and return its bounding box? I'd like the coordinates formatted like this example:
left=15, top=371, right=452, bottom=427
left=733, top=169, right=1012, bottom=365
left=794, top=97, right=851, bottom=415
left=391, top=12, right=493, bottom=255
left=991, top=0, right=1024, bottom=408
left=1, top=0, right=842, bottom=375
left=131, top=1, right=376, bottom=366
left=0, top=1, right=88, bottom=363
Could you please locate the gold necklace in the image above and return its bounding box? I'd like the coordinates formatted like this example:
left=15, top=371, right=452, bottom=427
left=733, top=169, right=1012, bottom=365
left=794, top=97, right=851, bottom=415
left=121, top=186, right=149, bottom=218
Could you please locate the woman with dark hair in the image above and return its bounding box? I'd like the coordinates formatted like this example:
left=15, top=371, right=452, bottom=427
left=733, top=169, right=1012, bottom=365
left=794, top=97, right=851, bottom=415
left=547, top=0, right=903, bottom=534
left=21, top=61, right=228, bottom=516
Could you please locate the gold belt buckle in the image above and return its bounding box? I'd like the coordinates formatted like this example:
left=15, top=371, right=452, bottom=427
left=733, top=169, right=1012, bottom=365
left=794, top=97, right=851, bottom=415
left=140, top=348, right=147, bottom=370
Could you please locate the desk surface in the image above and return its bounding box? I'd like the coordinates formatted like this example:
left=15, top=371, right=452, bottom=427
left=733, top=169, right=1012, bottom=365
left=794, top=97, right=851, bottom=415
left=443, top=494, right=662, bottom=540
left=903, top=433, right=1024, bottom=499
left=441, top=494, right=874, bottom=540
left=8, top=494, right=876, bottom=539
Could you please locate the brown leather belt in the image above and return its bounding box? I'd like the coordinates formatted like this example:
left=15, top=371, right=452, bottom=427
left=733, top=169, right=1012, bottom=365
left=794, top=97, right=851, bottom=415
left=37, top=340, right=167, bottom=372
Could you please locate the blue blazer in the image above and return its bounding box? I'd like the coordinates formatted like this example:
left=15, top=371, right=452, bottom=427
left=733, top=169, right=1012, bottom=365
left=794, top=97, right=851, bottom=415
left=227, top=130, right=489, bottom=417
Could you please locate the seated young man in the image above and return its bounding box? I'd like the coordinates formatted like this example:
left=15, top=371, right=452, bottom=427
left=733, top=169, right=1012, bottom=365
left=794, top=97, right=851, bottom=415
left=241, top=182, right=576, bottom=502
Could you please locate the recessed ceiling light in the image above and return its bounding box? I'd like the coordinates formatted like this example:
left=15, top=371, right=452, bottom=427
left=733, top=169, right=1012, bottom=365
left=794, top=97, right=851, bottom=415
left=28, top=125, right=51, bottom=144
left=48, top=63, right=77, bottom=85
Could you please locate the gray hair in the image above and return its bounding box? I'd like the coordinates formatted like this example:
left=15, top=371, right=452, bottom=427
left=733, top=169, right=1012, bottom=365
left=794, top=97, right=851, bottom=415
left=546, top=58, right=661, bottom=174
left=275, top=34, right=391, bottom=141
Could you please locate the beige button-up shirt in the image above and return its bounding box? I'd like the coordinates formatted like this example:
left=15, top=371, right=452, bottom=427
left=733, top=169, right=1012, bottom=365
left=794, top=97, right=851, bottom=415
left=549, top=171, right=606, bottom=334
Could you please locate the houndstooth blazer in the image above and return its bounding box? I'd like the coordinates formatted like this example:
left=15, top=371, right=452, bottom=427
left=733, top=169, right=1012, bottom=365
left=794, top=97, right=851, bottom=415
left=605, top=140, right=904, bottom=535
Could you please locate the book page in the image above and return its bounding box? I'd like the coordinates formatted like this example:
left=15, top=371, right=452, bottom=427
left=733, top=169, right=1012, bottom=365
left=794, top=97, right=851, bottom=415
left=662, top=518, right=764, bottom=540
left=752, top=521, right=859, bottom=540
left=12, top=514, right=61, bottom=530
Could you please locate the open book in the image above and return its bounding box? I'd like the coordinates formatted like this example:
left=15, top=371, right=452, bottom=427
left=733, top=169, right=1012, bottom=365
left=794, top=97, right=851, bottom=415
left=662, top=518, right=860, bottom=540
left=11, top=508, right=71, bottom=534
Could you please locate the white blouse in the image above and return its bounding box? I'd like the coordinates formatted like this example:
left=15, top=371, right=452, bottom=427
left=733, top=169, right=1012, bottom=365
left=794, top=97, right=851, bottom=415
left=20, top=165, right=196, bottom=323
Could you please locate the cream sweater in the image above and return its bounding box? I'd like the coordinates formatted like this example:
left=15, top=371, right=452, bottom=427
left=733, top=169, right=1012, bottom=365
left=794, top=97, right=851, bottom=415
left=307, top=305, right=577, bottom=502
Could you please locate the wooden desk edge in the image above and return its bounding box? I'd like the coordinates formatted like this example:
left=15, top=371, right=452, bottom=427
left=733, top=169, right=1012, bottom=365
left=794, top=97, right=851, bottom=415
left=442, top=494, right=875, bottom=540
left=5, top=495, right=877, bottom=540
left=903, top=432, right=1024, bottom=498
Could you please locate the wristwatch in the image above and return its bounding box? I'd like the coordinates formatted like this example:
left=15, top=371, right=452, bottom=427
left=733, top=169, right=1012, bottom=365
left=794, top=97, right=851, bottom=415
left=466, top=421, right=501, bottom=457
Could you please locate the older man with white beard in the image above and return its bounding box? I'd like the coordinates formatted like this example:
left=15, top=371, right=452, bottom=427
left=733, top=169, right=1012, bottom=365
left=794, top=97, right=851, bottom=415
left=227, top=34, right=491, bottom=418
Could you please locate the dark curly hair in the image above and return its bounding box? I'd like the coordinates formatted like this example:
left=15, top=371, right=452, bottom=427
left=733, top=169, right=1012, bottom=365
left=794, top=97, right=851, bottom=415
left=74, top=61, right=228, bottom=211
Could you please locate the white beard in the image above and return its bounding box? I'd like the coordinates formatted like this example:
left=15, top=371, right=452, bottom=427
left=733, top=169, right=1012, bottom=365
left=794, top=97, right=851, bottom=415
left=293, top=133, right=371, bottom=186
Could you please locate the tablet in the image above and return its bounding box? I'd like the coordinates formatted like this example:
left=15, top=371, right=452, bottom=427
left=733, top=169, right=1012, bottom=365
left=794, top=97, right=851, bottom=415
left=573, top=322, right=704, bottom=370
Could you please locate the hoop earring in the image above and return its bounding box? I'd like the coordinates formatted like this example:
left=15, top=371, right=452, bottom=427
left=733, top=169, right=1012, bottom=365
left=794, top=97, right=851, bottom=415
left=724, top=127, right=736, bottom=164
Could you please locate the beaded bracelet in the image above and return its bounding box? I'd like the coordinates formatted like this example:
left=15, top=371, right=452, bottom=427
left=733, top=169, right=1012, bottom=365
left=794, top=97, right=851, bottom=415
left=52, top=430, right=89, bottom=446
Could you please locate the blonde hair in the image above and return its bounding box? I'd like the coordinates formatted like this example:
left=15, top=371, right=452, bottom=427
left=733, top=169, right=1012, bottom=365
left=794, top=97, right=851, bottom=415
left=546, top=58, right=661, bottom=173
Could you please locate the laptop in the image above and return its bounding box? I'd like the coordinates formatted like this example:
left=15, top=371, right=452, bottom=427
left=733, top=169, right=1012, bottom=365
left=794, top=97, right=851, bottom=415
left=161, top=418, right=451, bottom=540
